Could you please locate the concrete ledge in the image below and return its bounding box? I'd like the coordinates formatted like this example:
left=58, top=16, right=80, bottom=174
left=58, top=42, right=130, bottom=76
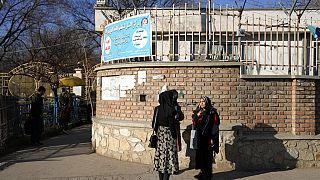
left=93, top=117, right=241, bottom=131
left=93, top=117, right=150, bottom=128
left=95, top=61, right=242, bottom=71
left=242, top=133, right=320, bottom=141
left=241, top=74, right=320, bottom=80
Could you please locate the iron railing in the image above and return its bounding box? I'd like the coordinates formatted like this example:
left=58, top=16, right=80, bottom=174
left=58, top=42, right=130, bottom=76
left=97, top=2, right=320, bottom=76
left=0, top=95, right=86, bottom=151
left=0, top=96, right=20, bottom=149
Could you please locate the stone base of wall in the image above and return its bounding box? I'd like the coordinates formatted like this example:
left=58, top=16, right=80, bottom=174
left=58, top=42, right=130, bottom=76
left=92, top=118, right=320, bottom=171
left=222, top=133, right=320, bottom=170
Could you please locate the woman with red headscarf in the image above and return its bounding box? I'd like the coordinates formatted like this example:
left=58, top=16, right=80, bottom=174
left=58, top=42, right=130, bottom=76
left=192, top=96, right=220, bottom=179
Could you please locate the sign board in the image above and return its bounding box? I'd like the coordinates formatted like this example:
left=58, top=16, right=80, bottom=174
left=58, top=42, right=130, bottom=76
left=102, top=13, right=152, bottom=62
left=101, top=76, right=120, bottom=100
left=101, top=75, right=136, bottom=100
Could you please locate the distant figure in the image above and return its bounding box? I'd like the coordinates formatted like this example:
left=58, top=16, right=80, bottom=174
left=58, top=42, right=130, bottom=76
left=29, top=86, right=46, bottom=146
left=152, top=91, right=180, bottom=180
left=59, top=88, right=72, bottom=134
left=192, top=96, right=220, bottom=179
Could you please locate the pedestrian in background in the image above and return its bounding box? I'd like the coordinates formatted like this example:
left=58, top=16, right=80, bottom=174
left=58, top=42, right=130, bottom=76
left=152, top=91, right=180, bottom=180
left=59, top=87, right=71, bottom=134
left=29, top=86, right=46, bottom=146
left=192, top=96, right=220, bottom=179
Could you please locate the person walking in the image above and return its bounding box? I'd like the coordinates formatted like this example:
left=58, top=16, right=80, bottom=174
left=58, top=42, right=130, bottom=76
left=192, top=96, right=220, bottom=179
left=152, top=91, right=180, bottom=180
left=59, top=87, right=72, bottom=134
left=29, top=86, right=46, bottom=146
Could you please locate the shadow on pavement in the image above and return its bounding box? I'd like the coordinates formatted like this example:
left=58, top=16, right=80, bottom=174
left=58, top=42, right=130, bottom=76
left=0, top=124, right=93, bottom=170
left=219, top=123, right=297, bottom=179
left=212, top=169, right=290, bottom=180
left=225, top=123, right=297, bottom=170
left=181, top=123, right=297, bottom=179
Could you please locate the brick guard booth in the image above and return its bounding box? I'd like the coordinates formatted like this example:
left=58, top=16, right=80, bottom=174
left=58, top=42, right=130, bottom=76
left=92, top=3, right=320, bottom=171
left=92, top=62, right=320, bottom=170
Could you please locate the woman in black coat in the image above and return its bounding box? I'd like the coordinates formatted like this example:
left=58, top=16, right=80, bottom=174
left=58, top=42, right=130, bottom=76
left=152, top=91, right=179, bottom=180
left=192, top=96, right=220, bottom=179
left=29, top=86, right=46, bottom=145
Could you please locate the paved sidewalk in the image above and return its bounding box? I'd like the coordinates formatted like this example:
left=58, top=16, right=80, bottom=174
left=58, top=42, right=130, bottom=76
left=0, top=124, right=319, bottom=180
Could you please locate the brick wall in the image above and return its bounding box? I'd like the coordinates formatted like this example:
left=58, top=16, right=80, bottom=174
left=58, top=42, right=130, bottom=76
left=291, top=79, right=316, bottom=135
left=238, top=79, right=293, bottom=133
left=315, top=81, right=320, bottom=134
left=95, top=62, right=318, bottom=135
left=96, top=64, right=241, bottom=124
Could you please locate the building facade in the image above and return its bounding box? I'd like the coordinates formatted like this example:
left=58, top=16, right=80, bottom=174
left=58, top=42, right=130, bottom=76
left=93, top=2, right=320, bottom=170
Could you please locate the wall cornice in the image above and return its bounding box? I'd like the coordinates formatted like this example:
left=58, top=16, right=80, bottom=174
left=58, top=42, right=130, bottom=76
left=95, top=61, right=241, bottom=71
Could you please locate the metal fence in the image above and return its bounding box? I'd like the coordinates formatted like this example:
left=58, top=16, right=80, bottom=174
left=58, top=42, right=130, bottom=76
left=22, top=96, right=84, bottom=128
left=0, top=95, right=86, bottom=150
left=0, top=96, right=20, bottom=149
left=0, top=73, right=9, bottom=96
left=100, top=2, right=320, bottom=76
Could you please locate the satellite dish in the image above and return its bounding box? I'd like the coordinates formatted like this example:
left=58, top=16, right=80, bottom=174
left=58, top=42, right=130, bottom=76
left=8, top=75, right=36, bottom=98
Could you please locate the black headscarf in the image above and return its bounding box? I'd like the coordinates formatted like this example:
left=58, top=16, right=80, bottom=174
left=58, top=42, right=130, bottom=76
left=158, top=91, right=176, bottom=119
left=169, top=89, right=178, bottom=106
left=156, top=91, right=177, bottom=138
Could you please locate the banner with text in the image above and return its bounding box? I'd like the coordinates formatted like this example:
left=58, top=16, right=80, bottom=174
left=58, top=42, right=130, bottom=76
left=102, top=13, right=152, bottom=62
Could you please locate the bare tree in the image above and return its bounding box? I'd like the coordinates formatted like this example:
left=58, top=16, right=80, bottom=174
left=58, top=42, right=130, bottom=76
left=2, top=0, right=198, bottom=74
left=307, top=0, right=320, bottom=8
left=106, top=0, right=188, bottom=8
left=101, top=0, right=189, bottom=20
left=0, top=0, right=99, bottom=75
left=0, top=0, right=58, bottom=63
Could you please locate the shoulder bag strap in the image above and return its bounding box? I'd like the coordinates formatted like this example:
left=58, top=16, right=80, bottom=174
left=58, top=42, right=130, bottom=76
left=152, top=108, right=159, bottom=133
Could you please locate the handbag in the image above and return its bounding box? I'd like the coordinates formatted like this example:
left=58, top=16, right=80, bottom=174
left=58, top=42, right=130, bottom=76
left=190, top=126, right=198, bottom=150
left=149, top=134, right=158, bottom=148
left=148, top=108, right=158, bottom=148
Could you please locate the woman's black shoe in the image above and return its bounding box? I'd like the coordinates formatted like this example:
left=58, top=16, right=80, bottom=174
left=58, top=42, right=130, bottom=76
left=194, top=172, right=203, bottom=179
